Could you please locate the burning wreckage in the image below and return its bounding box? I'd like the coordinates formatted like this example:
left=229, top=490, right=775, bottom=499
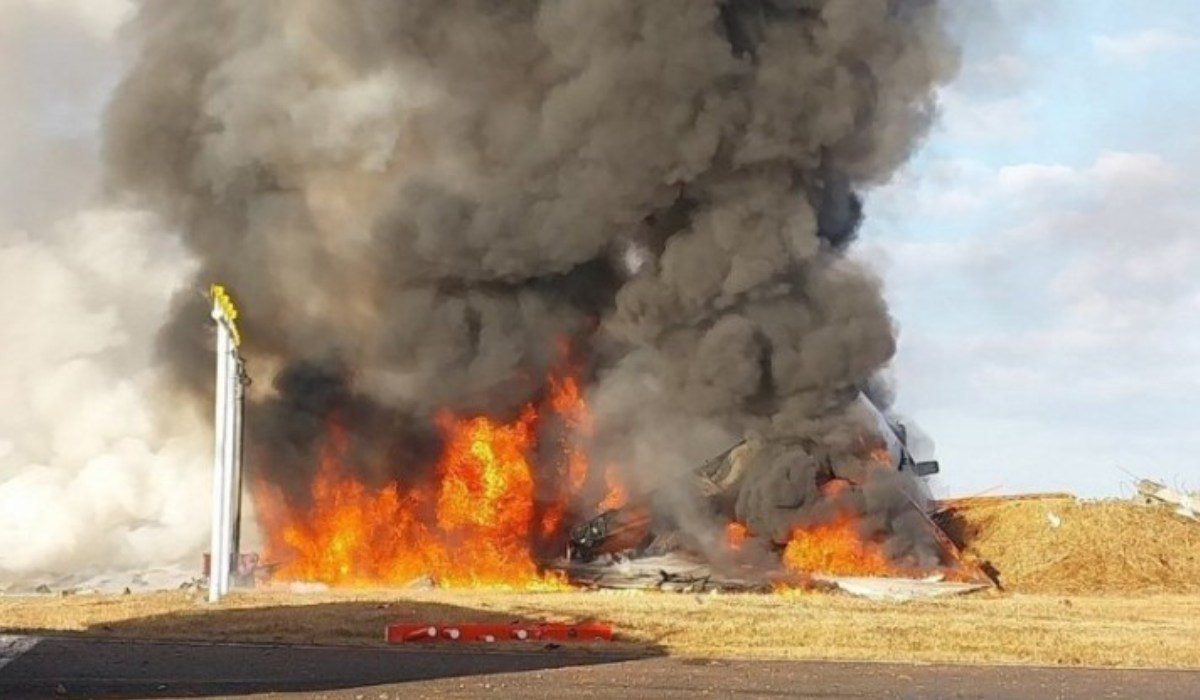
left=559, top=393, right=987, bottom=593
left=241, top=374, right=991, bottom=596
left=106, top=0, right=984, bottom=597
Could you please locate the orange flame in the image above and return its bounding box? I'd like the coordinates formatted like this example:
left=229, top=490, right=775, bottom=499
left=431, top=408, right=555, bottom=586
left=782, top=478, right=981, bottom=583
left=261, top=409, right=567, bottom=589
left=535, top=369, right=594, bottom=537
left=256, top=351, right=948, bottom=590
left=597, top=466, right=628, bottom=511
left=258, top=352, right=615, bottom=590
left=867, top=446, right=893, bottom=468
left=781, top=511, right=894, bottom=577
left=548, top=372, right=591, bottom=495
left=726, top=521, right=749, bottom=550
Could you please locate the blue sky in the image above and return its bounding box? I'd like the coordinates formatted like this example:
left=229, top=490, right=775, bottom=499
left=862, top=1, right=1200, bottom=497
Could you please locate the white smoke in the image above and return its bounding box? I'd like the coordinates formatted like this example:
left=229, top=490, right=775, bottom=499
left=0, top=211, right=210, bottom=580
left=0, top=0, right=208, bottom=582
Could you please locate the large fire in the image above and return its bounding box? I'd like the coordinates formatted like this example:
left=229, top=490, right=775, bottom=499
left=256, top=364, right=621, bottom=589
left=780, top=512, right=894, bottom=577
left=254, top=359, right=954, bottom=589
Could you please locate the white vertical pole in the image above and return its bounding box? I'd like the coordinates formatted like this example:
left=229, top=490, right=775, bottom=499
left=229, top=356, right=245, bottom=587
left=218, top=346, right=239, bottom=596
left=208, top=302, right=231, bottom=603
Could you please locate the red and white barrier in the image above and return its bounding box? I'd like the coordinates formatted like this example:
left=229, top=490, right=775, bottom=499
left=386, top=622, right=613, bottom=644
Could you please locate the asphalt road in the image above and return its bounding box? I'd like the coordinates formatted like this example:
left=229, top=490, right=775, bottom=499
left=2, top=635, right=1199, bottom=699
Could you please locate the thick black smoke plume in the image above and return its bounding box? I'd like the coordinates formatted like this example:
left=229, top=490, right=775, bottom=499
left=104, top=0, right=958, bottom=562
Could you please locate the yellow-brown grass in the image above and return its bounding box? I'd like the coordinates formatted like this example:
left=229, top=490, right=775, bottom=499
left=3, top=588, right=1200, bottom=668
left=4, top=497, right=1198, bottom=668
left=943, top=498, right=1200, bottom=594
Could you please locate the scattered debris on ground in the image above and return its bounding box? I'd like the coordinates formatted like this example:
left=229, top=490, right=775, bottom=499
left=811, top=575, right=990, bottom=602
left=1136, top=479, right=1199, bottom=521
left=558, top=553, right=778, bottom=593
left=386, top=621, right=614, bottom=644
left=1, top=566, right=203, bottom=598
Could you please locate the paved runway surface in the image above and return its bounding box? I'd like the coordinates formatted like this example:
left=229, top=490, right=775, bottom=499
left=2, top=635, right=1199, bottom=699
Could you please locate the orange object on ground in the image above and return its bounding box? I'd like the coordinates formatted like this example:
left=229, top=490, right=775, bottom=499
left=386, top=622, right=613, bottom=644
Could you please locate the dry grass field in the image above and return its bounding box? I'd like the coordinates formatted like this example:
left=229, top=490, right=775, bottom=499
left=4, top=498, right=1197, bottom=669
left=3, top=587, right=1199, bottom=669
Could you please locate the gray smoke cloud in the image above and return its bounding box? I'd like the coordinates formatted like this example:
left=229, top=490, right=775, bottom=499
left=103, top=0, right=958, bottom=566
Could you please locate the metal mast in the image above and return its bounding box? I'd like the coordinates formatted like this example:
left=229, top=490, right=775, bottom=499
left=208, top=284, right=245, bottom=603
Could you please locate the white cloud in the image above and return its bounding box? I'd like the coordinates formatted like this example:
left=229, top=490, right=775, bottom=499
left=877, top=147, right=1200, bottom=496
left=996, top=163, right=1081, bottom=196
left=1089, top=151, right=1178, bottom=190
left=870, top=5, right=1200, bottom=497
left=937, top=91, right=1032, bottom=144
left=958, top=53, right=1029, bottom=96
left=1092, top=29, right=1200, bottom=66
left=866, top=157, right=998, bottom=227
